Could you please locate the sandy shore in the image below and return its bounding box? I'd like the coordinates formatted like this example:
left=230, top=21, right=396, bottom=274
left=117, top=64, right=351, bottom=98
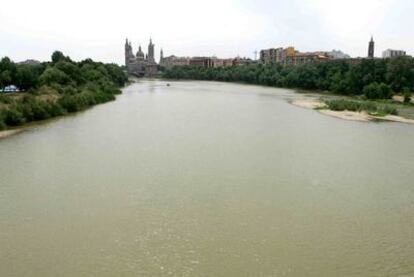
left=291, top=98, right=414, bottom=124
left=319, top=110, right=371, bottom=122
left=291, top=99, right=326, bottom=109
left=0, top=129, right=23, bottom=139
left=392, top=95, right=413, bottom=104
left=379, top=115, right=414, bottom=124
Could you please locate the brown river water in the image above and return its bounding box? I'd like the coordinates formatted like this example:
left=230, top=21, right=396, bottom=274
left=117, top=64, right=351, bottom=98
left=1, top=80, right=414, bottom=276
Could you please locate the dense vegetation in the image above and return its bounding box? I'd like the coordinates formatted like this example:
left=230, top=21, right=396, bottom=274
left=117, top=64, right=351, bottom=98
left=324, top=99, right=398, bottom=116
left=0, top=51, right=127, bottom=130
left=163, top=56, right=414, bottom=99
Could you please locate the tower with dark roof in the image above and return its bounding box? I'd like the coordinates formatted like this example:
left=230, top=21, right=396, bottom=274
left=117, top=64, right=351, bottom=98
left=368, top=36, right=375, bottom=59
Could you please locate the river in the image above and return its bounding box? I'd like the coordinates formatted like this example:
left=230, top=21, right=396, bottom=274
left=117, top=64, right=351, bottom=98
left=1, top=80, right=414, bottom=276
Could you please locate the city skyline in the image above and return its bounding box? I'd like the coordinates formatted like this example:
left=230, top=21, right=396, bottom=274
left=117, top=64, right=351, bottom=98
left=1, top=0, right=413, bottom=64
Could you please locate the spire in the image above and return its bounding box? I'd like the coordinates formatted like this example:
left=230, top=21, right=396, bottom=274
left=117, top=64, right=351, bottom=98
left=368, top=36, right=375, bottom=59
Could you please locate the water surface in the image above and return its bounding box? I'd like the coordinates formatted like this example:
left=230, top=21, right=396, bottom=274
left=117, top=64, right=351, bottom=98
left=1, top=80, right=414, bottom=276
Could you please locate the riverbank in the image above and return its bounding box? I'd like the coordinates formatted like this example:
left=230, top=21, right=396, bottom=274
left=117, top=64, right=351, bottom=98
left=291, top=98, right=414, bottom=124
left=0, top=128, right=23, bottom=139
left=0, top=91, right=125, bottom=140
left=0, top=51, right=128, bottom=135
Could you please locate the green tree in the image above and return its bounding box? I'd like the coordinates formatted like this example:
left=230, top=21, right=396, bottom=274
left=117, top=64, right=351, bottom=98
left=16, top=65, right=40, bottom=90
left=51, top=51, right=67, bottom=64
left=0, top=70, right=13, bottom=87
left=39, top=67, right=71, bottom=86
left=386, top=56, right=414, bottom=93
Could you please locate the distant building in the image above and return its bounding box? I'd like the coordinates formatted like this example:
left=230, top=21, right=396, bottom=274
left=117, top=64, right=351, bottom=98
left=284, top=52, right=330, bottom=66
left=160, top=53, right=237, bottom=69
left=327, top=50, right=351, bottom=59
left=189, top=57, right=215, bottom=68
left=382, top=49, right=406, bottom=58
left=212, top=58, right=234, bottom=68
left=124, top=38, right=158, bottom=77
left=233, top=57, right=256, bottom=66
left=160, top=55, right=190, bottom=67
left=260, top=48, right=276, bottom=64
left=368, top=36, right=375, bottom=59
left=260, top=47, right=295, bottom=64
left=17, top=59, right=41, bottom=65
left=260, top=46, right=332, bottom=66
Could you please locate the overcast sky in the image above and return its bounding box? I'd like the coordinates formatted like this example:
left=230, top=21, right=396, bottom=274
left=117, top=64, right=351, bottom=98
left=0, top=0, right=412, bottom=64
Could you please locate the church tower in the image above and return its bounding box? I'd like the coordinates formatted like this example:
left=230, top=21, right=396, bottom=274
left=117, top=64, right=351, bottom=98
left=124, top=38, right=134, bottom=66
left=160, top=48, right=164, bottom=64
left=148, top=38, right=155, bottom=63
left=368, top=36, right=375, bottom=59
left=124, top=38, right=130, bottom=66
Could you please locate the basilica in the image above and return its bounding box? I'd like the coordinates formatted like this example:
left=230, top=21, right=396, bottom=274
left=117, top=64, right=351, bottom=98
left=124, top=38, right=158, bottom=77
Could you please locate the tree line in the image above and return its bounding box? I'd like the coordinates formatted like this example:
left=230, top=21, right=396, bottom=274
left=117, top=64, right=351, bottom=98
left=0, top=51, right=127, bottom=130
left=163, top=56, right=414, bottom=100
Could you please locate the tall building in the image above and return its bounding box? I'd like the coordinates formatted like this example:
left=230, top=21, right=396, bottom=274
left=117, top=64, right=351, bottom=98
left=148, top=38, right=155, bottom=63
left=260, top=48, right=275, bottom=64
left=259, top=46, right=332, bottom=66
left=260, top=47, right=295, bottom=64
left=368, top=36, right=375, bottom=59
left=124, top=39, right=134, bottom=65
left=382, top=49, right=406, bottom=58
left=124, top=37, right=158, bottom=77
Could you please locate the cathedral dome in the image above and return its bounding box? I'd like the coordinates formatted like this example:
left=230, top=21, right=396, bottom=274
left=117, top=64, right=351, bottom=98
left=136, top=45, right=145, bottom=58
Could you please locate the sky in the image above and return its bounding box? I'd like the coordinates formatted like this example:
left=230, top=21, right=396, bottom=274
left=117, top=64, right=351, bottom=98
left=0, top=0, right=413, bottom=65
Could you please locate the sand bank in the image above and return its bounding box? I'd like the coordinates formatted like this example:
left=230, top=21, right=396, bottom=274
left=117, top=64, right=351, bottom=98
left=291, top=98, right=414, bottom=124
left=0, top=129, right=23, bottom=139
left=291, top=99, right=326, bottom=109
left=392, top=95, right=413, bottom=104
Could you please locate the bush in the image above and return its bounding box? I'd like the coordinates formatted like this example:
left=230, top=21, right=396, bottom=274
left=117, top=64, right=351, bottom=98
left=0, top=119, right=6, bottom=130
left=4, top=107, right=26, bottom=126
left=0, top=94, right=14, bottom=104
left=363, top=82, right=392, bottom=99
left=402, top=87, right=412, bottom=103
left=58, top=95, right=81, bottom=113
left=0, top=111, right=6, bottom=130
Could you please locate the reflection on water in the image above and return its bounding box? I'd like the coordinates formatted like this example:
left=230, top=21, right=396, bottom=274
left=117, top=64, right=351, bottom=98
left=1, top=80, right=414, bottom=276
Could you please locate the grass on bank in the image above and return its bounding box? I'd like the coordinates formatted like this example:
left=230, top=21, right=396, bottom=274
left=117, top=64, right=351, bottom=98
left=323, top=99, right=398, bottom=116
